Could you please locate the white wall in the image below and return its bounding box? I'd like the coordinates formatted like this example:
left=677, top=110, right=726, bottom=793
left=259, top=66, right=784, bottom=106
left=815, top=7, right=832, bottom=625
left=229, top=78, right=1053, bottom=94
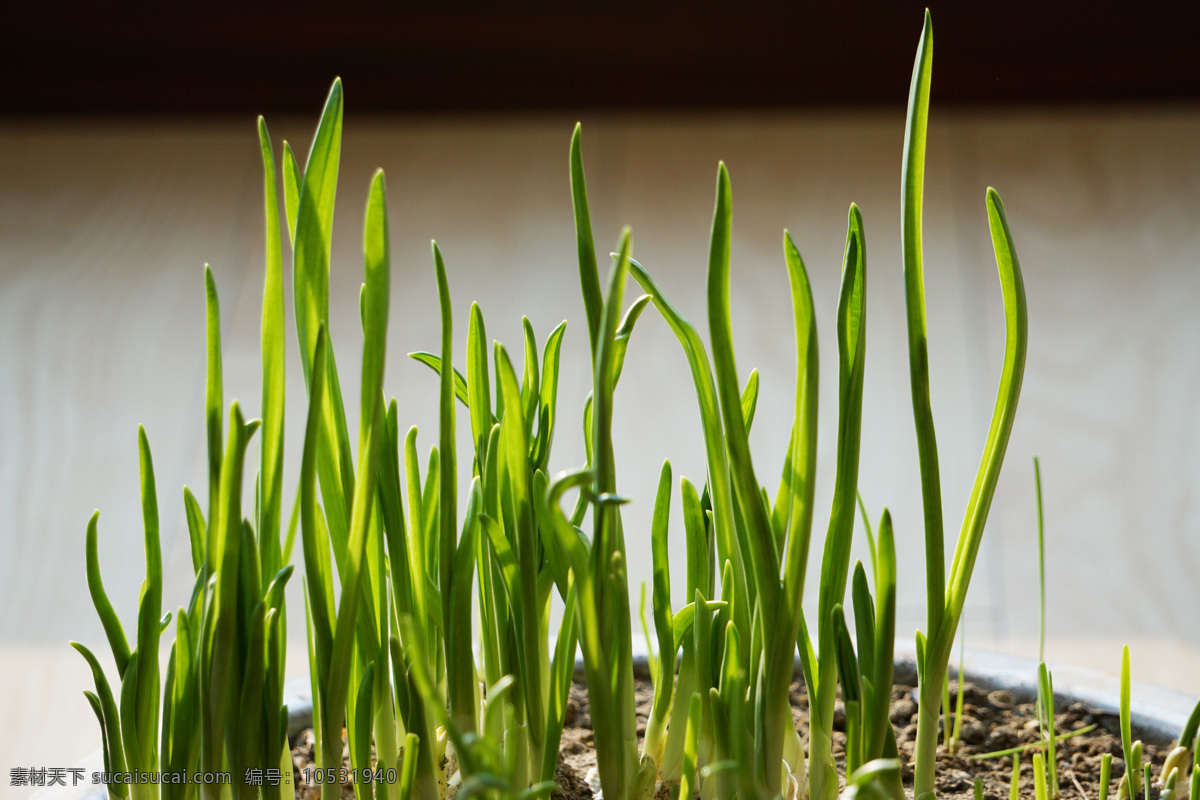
left=2, top=109, right=1198, bottom=769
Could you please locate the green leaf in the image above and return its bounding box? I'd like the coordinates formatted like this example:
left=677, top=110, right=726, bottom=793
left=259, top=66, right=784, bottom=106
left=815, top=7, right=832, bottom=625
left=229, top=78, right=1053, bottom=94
left=409, top=351, right=470, bottom=407
left=650, top=460, right=675, bottom=664
left=777, top=230, right=819, bottom=609
left=867, top=510, right=897, bottom=762
left=835, top=628, right=865, bottom=779
left=282, top=141, right=301, bottom=247
left=84, top=511, right=131, bottom=678
left=705, top=162, right=779, bottom=626
left=1121, top=646, right=1134, bottom=784
left=71, top=641, right=127, bottom=787
left=84, top=690, right=112, bottom=781
left=669, top=599, right=728, bottom=650
left=236, top=604, right=269, bottom=791
left=466, top=302, right=494, bottom=461
left=182, top=487, right=206, bottom=577
left=521, top=316, right=542, bottom=443
left=119, top=650, right=142, bottom=770
left=611, top=294, right=652, bottom=387
left=204, top=265, right=223, bottom=527
left=320, top=170, right=392, bottom=776
left=812, top=203, right=869, bottom=799
left=937, top=187, right=1028, bottom=650
left=293, top=78, right=344, bottom=386
left=380, top=402, right=415, bottom=623
left=855, top=493, right=877, bottom=575
left=432, top=241, right=458, bottom=613
left=300, top=330, right=335, bottom=734
left=258, top=116, right=287, bottom=584
left=679, top=693, right=703, bottom=800
left=679, top=478, right=710, bottom=602
left=134, top=427, right=163, bottom=763
left=739, top=369, right=759, bottom=434
left=570, top=123, right=603, bottom=362
left=165, top=610, right=197, bottom=791
left=204, top=404, right=253, bottom=779
left=351, top=663, right=377, bottom=800
left=899, top=9, right=946, bottom=645
left=648, top=460, right=676, bottom=739
left=532, top=320, right=567, bottom=471
left=446, top=480, right=481, bottom=736
left=543, top=579, right=579, bottom=783
left=851, top=562, right=876, bottom=687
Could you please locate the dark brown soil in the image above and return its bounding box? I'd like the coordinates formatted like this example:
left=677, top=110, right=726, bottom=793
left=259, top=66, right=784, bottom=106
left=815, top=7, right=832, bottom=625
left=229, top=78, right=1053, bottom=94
left=289, top=678, right=1170, bottom=800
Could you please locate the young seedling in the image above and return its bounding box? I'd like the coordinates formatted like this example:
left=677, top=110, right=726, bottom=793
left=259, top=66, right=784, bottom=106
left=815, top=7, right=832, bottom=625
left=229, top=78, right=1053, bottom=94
left=1038, top=663, right=1059, bottom=800
left=899, top=12, right=1030, bottom=799
left=1121, top=646, right=1144, bottom=799
left=948, top=633, right=966, bottom=755
left=1163, top=768, right=1180, bottom=800
left=1031, top=458, right=1059, bottom=799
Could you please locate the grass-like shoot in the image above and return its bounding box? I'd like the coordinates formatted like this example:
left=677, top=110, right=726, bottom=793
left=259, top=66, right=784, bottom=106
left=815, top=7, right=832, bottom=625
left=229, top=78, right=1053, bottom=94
left=900, top=11, right=1030, bottom=799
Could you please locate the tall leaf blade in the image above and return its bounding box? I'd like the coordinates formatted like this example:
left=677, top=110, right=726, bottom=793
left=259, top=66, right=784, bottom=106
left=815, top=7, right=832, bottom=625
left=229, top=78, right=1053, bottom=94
left=85, top=511, right=131, bottom=677
left=257, top=116, right=286, bottom=581
left=432, top=242, right=457, bottom=615
left=938, top=188, right=1029, bottom=649
left=899, top=10, right=945, bottom=641
left=204, top=266, right=223, bottom=526
left=704, top=163, right=778, bottom=632
left=134, top=427, right=163, bottom=766
left=466, top=302, right=494, bottom=461
left=569, top=124, right=603, bottom=361
left=293, top=79, right=344, bottom=386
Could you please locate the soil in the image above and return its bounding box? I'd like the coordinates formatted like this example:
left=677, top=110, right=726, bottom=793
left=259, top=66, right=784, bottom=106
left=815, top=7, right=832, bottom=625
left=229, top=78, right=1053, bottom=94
left=289, top=677, right=1170, bottom=800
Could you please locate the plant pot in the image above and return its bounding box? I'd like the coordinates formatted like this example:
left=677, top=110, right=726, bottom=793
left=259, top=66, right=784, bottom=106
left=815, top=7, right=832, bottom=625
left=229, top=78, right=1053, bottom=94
left=34, top=651, right=1196, bottom=800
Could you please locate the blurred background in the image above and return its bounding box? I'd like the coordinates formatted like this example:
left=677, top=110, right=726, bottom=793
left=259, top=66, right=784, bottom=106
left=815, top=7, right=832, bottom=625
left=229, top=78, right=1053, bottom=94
left=3, top=1, right=1200, bottom=785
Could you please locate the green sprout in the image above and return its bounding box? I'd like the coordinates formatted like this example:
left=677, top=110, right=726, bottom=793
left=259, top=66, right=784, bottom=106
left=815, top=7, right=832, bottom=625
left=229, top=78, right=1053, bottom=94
left=1122, top=646, right=1143, bottom=799
left=1032, top=460, right=1059, bottom=799
left=899, top=11, right=1030, bottom=799
left=949, top=633, right=965, bottom=755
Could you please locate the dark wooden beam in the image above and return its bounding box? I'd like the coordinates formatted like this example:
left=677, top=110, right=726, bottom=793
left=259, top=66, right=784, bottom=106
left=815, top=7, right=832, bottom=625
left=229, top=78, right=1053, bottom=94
left=4, top=2, right=1199, bottom=116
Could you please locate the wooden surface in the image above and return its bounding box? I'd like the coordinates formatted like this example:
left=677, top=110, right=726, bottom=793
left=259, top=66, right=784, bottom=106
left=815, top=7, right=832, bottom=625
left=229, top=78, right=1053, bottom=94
left=2, top=109, right=1199, bottom=789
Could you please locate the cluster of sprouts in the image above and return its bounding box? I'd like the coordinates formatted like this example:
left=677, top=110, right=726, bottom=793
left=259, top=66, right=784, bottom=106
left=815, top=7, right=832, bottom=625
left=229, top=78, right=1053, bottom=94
left=73, top=12, right=1200, bottom=800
